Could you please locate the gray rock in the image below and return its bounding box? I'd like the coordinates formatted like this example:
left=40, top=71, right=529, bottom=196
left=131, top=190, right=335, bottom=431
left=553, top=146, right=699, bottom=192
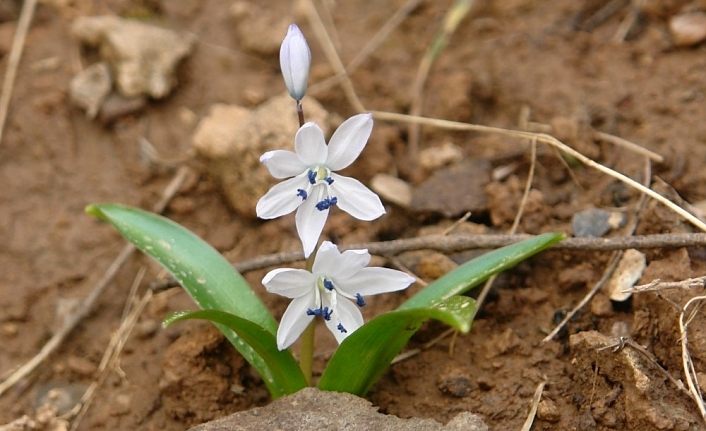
left=71, top=16, right=194, bottom=99
left=192, top=95, right=330, bottom=218
left=571, top=208, right=625, bottom=237
left=188, top=387, right=487, bottom=431
left=69, top=62, right=112, bottom=118
left=411, top=160, right=490, bottom=217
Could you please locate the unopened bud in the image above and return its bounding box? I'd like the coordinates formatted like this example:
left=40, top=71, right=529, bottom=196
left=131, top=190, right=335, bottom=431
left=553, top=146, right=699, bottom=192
left=279, top=24, right=311, bottom=101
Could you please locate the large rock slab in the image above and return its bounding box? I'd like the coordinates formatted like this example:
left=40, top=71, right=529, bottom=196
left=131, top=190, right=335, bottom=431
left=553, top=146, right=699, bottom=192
left=192, top=95, right=330, bottom=218
left=188, top=387, right=487, bottom=431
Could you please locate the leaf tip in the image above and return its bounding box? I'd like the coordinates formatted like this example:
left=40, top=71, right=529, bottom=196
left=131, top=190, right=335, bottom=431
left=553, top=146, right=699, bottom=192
left=85, top=204, right=107, bottom=221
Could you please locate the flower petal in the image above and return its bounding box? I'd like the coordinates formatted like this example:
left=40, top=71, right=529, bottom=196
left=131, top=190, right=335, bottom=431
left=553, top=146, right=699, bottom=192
left=295, top=185, right=329, bottom=257
left=256, top=175, right=309, bottom=219
left=324, top=296, right=363, bottom=344
left=279, top=24, right=311, bottom=101
left=260, top=150, right=306, bottom=179
left=330, top=173, right=385, bottom=221
left=262, top=268, right=314, bottom=299
left=325, top=113, right=373, bottom=170
left=311, top=240, right=341, bottom=275
left=276, top=291, right=317, bottom=350
left=295, top=122, right=328, bottom=166
left=338, top=267, right=415, bottom=297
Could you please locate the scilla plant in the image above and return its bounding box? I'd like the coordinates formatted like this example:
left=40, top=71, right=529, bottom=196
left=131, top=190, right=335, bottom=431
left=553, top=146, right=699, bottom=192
left=86, top=24, right=563, bottom=398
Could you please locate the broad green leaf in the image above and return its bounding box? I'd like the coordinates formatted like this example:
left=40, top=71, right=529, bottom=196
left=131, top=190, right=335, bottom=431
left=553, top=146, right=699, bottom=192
left=318, top=296, right=476, bottom=395
left=399, top=232, right=564, bottom=310
left=164, top=310, right=306, bottom=394
left=86, top=204, right=288, bottom=397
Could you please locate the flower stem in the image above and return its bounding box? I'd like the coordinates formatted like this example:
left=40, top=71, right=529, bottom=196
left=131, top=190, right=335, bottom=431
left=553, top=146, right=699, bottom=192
left=299, top=249, right=317, bottom=385
left=296, top=100, right=305, bottom=127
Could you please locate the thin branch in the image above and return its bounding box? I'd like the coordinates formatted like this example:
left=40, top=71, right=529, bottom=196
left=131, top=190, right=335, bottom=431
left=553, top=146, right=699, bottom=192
left=149, top=232, right=706, bottom=292
left=0, top=167, right=190, bottom=398
left=0, top=0, right=38, bottom=147
left=477, top=138, right=536, bottom=309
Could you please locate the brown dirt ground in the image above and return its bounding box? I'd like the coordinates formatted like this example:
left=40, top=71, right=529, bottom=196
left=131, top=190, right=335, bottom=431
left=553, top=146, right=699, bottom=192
left=2, top=0, right=706, bottom=430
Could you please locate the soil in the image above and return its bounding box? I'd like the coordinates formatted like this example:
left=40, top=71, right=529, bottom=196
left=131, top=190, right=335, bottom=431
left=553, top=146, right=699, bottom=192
left=2, top=0, right=706, bottom=430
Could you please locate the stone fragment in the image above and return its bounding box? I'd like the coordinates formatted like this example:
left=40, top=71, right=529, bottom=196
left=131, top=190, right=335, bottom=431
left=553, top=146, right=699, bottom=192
left=192, top=95, right=330, bottom=218
left=370, top=174, right=412, bottom=208
left=411, top=160, right=490, bottom=217
left=669, top=12, right=706, bottom=47
left=71, top=16, right=194, bottom=98
left=69, top=62, right=112, bottom=118
left=571, top=208, right=625, bottom=237
left=419, top=142, right=463, bottom=170
left=188, top=387, right=488, bottom=431
left=606, top=249, right=646, bottom=302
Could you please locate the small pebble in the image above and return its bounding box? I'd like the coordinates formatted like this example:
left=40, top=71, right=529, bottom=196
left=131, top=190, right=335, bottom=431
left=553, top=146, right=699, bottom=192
left=537, top=399, right=560, bottom=423
left=437, top=369, right=473, bottom=398
left=135, top=319, right=160, bottom=339
left=370, top=174, right=412, bottom=208
left=477, top=375, right=495, bottom=391
left=1, top=322, right=18, bottom=337
left=572, top=208, right=625, bottom=237
left=669, top=12, right=706, bottom=47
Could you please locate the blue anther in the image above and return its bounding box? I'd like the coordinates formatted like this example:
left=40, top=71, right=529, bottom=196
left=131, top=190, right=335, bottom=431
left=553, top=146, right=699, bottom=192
left=325, top=176, right=334, bottom=185
left=355, top=293, right=366, bottom=307
left=337, top=323, right=347, bottom=333
left=315, top=196, right=338, bottom=211
left=296, top=188, right=308, bottom=200
left=306, top=308, right=317, bottom=316
left=306, top=306, right=332, bottom=320
left=323, top=279, right=334, bottom=291
left=307, top=170, right=316, bottom=184
left=322, top=307, right=332, bottom=321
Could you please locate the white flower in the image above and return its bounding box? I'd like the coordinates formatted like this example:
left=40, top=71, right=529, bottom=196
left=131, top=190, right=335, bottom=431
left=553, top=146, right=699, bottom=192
left=263, top=241, right=416, bottom=350
left=256, top=113, right=386, bottom=257
left=280, top=23, right=311, bottom=101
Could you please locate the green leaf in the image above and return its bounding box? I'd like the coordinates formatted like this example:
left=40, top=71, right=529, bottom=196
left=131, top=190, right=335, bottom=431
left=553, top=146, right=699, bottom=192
left=399, top=232, right=564, bottom=310
left=318, top=296, right=476, bottom=395
left=86, top=204, right=290, bottom=397
left=164, top=310, right=307, bottom=394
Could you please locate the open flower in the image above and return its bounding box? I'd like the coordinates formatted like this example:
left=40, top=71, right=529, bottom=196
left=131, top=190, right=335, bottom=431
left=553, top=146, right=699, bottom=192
left=280, top=23, right=311, bottom=101
left=263, top=241, right=416, bottom=350
left=256, top=113, right=385, bottom=257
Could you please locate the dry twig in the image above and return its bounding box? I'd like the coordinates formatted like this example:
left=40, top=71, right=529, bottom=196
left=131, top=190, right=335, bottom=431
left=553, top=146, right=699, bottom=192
left=679, top=295, right=706, bottom=422
left=372, top=112, right=706, bottom=232
left=629, top=276, right=706, bottom=293
left=520, top=380, right=546, bottom=431
left=0, top=0, right=38, bottom=147
left=0, top=167, right=190, bottom=398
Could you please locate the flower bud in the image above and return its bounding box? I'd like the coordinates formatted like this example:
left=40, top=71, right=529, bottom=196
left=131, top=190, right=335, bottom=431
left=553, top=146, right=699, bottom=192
left=279, top=24, right=311, bottom=101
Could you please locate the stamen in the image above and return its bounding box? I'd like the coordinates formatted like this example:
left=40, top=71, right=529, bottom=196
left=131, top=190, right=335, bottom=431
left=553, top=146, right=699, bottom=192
left=306, top=306, right=332, bottom=320
left=296, top=189, right=307, bottom=200
left=307, top=170, right=316, bottom=184
left=323, top=279, right=334, bottom=291
left=325, top=176, right=334, bottom=185
left=337, top=323, right=347, bottom=333
left=355, top=293, right=366, bottom=307
left=315, top=196, right=338, bottom=211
